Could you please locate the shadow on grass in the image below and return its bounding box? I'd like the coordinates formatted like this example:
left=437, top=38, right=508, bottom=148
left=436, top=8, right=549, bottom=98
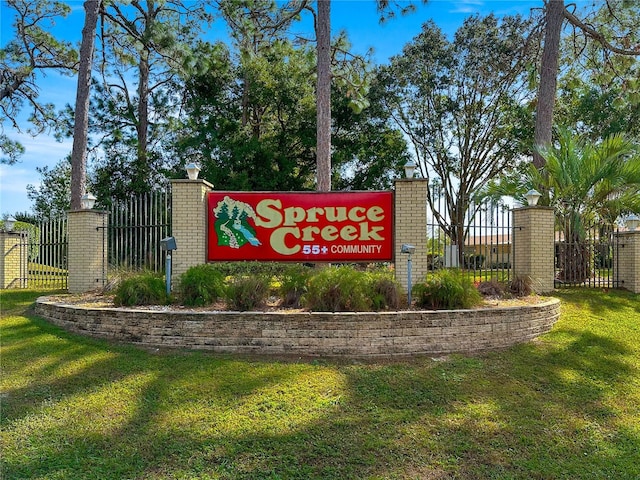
left=552, top=287, right=639, bottom=316
left=2, top=289, right=640, bottom=479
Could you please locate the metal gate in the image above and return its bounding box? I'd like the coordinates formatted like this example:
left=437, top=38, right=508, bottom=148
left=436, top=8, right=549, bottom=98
left=105, top=190, right=171, bottom=274
left=554, top=218, right=620, bottom=289
left=426, top=186, right=513, bottom=283
left=25, top=216, right=69, bottom=289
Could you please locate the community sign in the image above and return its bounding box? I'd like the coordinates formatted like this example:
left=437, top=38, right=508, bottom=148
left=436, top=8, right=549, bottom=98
left=207, top=192, right=394, bottom=262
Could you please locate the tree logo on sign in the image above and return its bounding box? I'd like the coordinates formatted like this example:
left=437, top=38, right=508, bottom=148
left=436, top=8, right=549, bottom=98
left=212, top=196, right=261, bottom=249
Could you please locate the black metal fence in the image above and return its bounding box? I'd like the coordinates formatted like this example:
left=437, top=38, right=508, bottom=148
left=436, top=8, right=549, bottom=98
left=426, top=186, right=513, bottom=283
left=12, top=186, right=621, bottom=291
left=24, top=216, right=69, bottom=289
left=554, top=217, right=620, bottom=289
left=106, top=190, right=172, bottom=273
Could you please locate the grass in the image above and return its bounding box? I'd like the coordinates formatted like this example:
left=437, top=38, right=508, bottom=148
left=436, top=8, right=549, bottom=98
left=1, top=288, right=639, bottom=479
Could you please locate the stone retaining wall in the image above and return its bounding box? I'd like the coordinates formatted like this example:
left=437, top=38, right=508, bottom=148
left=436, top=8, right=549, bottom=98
left=35, top=298, right=560, bottom=357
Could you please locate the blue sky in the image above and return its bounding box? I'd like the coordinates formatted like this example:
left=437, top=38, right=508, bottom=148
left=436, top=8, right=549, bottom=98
left=0, top=0, right=545, bottom=215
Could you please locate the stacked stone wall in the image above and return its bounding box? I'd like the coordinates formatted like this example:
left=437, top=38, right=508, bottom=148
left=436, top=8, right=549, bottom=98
left=35, top=298, right=560, bottom=357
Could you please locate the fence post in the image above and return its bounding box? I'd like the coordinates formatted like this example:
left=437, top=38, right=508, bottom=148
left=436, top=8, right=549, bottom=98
left=170, top=179, right=213, bottom=283
left=0, top=231, right=28, bottom=289
left=394, top=178, right=428, bottom=296
left=613, top=230, right=640, bottom=293
left=512, top=206, right=555, bottom=293
left=68, top=209, right=107, bottom=293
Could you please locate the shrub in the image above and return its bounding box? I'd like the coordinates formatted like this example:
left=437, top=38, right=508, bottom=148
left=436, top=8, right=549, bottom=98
left=213, top=261, right=290, bottom=278
left=365, top=269, right=404, bottom=311
left=179, top=264, right=226, bottom=307
left=509, top=275, right=533, bottom=297
left=225, top=275, right=271, bottom=311
left=277, top=264, right=313, bottom=308
left=113, top=272, right=170, bottom=306
left=413, top=269, right=482, bottom=310
left=476, top=279, right=506, bottom=298
left=103, top=267, right=134, bottom=293
left=302, top=265, right=373, bottom=312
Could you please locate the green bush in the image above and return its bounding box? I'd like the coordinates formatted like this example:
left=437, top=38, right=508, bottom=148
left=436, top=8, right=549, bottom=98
left=213, top=261, right=290, bottom=279
left=179, top=264, right=226, bottom=307
left=302, top=265, right=373, bottom=312
left=365, top=268, right=404, bottom=311
left=225, top=275, right=271, bottom=311
left=113, top=272, right=170, bottom=307
left=413, top=269, right=482, bottom=310
left=277, top=264, right=313, bottom=308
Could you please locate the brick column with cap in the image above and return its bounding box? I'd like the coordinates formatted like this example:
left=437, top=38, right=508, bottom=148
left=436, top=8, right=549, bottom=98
left=614, top=230, right=640, bottom=294
left=394, top=178, right=428, bottom=293
left=0, top=232, right=28, bottom=289
left=67, top=209, right=108, bottom=293
left=170, top=179, right=213, bottom=282
left=512, top=206, right=555, bottom=294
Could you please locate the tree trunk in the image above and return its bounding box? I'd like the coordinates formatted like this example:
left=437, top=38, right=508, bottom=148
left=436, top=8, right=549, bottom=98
left=316, top=0, right=331, bottom=192
left=137, top=48, right=150, bottom=183
left=533, top=0, right=565, bottom=170
left=70, top=0, right=100, bottom=210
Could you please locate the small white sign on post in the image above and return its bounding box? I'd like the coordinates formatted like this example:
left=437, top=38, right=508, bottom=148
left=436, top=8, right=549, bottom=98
left=444, top=245, right=459, bottom=268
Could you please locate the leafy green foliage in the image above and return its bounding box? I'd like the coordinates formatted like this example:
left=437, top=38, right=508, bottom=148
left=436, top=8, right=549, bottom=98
left=488, top=128, right=640, bottom=239
left=213, top=261, right=293, bottom=279
left=1, top=0, right=78, bottom=164
left=380, top=13, right=538, bottom=245
left=556, top=0, right=640, bottom=141
left=178, top=264, right=226, bottom=307
left=301, top=265, right=402, bottom=312
left=26, top=157, right=71, bottom=219
left=302, top=265, right=371, bottom=312
left=175, top=39, right=317, bottom=192
left=413, top=269, right=482, bottom=309
left=366, top=268, right=404, bottom=310
left=277, top=263, right=313, bottom=308
left=224, top=274, right=271, bottom=311
left=87, top=0, right=210, bottom=203
left=113, top=272, right=170, bottom=307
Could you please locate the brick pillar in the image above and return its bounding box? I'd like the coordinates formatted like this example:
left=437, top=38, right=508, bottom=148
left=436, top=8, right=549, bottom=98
left=0, top=232, right=28, bottom=288
left=170, top=179, right=213, bottom=281
left=512, top=206, right=555, bottom=294
left=68, top=210, right=108, bottom=293
left=614, top=231, right=640, bottom=294
left=394, top=178, right=428, bottom=294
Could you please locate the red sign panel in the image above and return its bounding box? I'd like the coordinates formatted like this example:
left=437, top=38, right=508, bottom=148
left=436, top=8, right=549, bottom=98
left=207, top=192, right=394, bottom=262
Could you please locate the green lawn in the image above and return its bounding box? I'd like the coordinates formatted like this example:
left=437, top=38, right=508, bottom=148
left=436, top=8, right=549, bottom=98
left=1, top=288, right=639, bottom=479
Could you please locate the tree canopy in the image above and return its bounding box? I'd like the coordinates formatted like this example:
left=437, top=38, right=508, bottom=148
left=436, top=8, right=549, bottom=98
left=380, top=14, right=538, bottom=246
left=0, top=0, right=77, bottom=164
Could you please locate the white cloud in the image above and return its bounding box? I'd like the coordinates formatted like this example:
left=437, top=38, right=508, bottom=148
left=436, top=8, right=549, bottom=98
left=0, top=133, right=72, bottom=214
left=0, top=164, right=38, bottom=214
left=448, top=0, right=486, bottom=14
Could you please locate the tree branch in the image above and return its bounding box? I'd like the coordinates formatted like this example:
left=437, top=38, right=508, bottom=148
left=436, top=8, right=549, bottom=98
left=563, top=7, right=640, bottom=56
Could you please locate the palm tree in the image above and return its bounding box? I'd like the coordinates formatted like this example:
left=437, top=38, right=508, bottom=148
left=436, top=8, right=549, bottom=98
left=488, top=128, right=640, bottom=282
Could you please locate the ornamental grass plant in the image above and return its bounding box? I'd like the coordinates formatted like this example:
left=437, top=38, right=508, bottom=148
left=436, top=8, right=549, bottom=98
left=178, top=264, right=226, bottom=307
left=413, top=268, right=482, bottom=309
left=113, top=272, right=170, bottom=306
